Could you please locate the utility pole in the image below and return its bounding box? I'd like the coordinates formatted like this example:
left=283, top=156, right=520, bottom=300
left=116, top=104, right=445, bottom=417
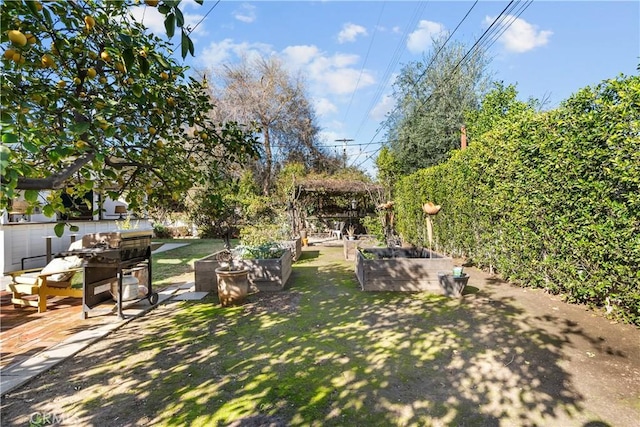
left=335, top=138, right=353, bottom=169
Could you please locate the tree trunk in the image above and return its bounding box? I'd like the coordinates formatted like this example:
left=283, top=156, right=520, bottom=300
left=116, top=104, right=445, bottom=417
left=262, top=126, right=272, bottom=195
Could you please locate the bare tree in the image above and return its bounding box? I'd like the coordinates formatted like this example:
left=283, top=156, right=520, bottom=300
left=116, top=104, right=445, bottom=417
left=204, top=55, right=329, bottom=194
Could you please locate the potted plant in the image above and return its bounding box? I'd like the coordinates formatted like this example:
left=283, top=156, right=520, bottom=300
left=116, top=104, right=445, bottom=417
left=214, top=249, right=250, bottom=307
left=346, top=225, right=357, bottom=240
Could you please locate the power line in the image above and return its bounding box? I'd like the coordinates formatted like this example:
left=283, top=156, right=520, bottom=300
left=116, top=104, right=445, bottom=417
left=350, top=1, right=429, bottom=142
left=350, top=0, right=480, bottom=168
left=335, top=138, right=354, bottom=168
left=341, top=1, right=387, bottom=124
left=353, top=0, right=532, bottom=171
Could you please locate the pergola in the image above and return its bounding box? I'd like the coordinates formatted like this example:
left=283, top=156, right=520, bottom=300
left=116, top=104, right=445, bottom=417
left=292, top=178, right=384, bottom=235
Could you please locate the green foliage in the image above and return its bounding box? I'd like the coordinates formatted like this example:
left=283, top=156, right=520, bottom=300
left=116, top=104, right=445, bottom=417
left=235, top=242, right=286, bottom=259
left=239, top=219, right=290, bottom=247
left=394, top=75, right=640, bottom=325
left=153, top=224, right=172, bottom=239
left=361, top=214, right=385, bottom=243
left=385, top=35, right=492, bottom=175
left=374, top=146, right=400, bottom=200
left=0, top=0, right=259, bottom=222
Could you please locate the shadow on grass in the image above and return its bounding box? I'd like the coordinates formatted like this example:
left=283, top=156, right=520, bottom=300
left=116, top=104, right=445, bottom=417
left=0, top=247, right=627, bottom=426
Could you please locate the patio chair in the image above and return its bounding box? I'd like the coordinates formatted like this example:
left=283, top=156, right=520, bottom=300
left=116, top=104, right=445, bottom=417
left=331, top=221, right=345, bottom=240
left=7, top=241, right=84, bottom=313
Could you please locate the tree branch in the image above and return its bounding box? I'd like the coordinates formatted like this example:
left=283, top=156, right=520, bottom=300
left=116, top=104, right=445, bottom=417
left=16, top=152, right=96, bottom=190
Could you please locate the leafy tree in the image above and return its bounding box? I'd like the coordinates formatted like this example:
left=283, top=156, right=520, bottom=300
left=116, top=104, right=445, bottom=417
left=464, top=81, right=538, bottom=142
left=0, top=0, right=259, bottom=230
left=384, top=34, right=492, bottom=174
left=205, top=55, right=330, bottom=195
left=375, top=146, right=401, bottom=201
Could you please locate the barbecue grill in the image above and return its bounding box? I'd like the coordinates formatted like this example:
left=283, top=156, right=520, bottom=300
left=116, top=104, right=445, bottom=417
left=66, top=230, right=157, bottom=319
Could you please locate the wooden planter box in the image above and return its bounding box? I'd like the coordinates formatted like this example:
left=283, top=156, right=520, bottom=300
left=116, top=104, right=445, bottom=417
left=280, top=237, right=302, bottom=261
left=194, top=250, right=225, bottom=292
left=355, top=248, right=454, bottom=293
left=196, top=248, right=293, bottom=293
left=343, top=235, right=380, bottom=261
left=244, top=249, right=292, bottom=292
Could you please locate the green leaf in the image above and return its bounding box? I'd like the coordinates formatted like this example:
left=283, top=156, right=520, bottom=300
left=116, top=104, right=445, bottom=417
left=154, top=54, right=170, bottom=69
left=24, top=190, right=39, bottom=202
left=26, top=0, right=39, bottom=15
left=188, top=38, right=195, bottom=57
left=164, top=13, right=175, bottom=38
left=23, top=141, right=38, bottom=153
left=123, top=48, right=135, bottom=70
left=0, top=144, right=10, bottom=161
left=70, top=122, right=90, bottom=134
left=54, top=223, right=65, bottom=238
left=132, top=84, right=143, bottom=98
left=175, top=7, right=184, bottom=27
left=0, top=111, right=13, bottom=125
left=43, top=204, right=55, bottom=217
left=2, top=133, right=17, bottom=144
left=70, top=225, right=79, bottom=232
left=139, top=56, right=150, bottom=75
left=181, top=31, right=189, bottom=59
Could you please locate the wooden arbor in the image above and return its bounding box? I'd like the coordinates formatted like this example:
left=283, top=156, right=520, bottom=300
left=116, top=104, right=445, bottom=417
left=293, top=178, right=383, bottom=236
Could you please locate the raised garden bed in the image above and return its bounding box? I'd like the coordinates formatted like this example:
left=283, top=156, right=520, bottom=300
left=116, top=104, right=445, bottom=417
left=280, top=237, right=302, bottom=261
left=195, top=248, right=293, bottom=293
left=244, top=248, right=292, bottom=292
left=343, top=235, right=380, bottom=261
left=355, top=247, right=454, bottom=293
left=194, top=250, right=225, bottom=292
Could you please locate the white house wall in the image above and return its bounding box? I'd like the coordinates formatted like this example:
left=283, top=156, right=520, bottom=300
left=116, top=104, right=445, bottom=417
left=1, top=220, right=152, bottom=273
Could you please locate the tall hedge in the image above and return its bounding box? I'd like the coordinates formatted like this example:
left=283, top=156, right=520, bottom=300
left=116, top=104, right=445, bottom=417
left=395, top=75, right=640, bottom=325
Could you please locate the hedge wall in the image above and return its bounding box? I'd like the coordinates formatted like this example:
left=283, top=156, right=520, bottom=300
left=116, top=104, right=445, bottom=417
left=395, top=75, right=640, bottom=325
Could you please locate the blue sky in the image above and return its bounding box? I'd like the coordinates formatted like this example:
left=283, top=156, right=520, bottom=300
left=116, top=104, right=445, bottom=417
left=134, top=1, right=639, bottom=177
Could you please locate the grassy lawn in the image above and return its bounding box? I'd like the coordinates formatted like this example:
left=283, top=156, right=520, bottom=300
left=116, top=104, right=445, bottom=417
left=151, top=238, right=233, bottom=287
left=6, top=242, right=607, bottom=426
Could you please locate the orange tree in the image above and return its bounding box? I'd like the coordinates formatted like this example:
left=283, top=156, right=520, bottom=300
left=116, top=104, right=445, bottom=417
left=1, top=0, right=259, bottom=234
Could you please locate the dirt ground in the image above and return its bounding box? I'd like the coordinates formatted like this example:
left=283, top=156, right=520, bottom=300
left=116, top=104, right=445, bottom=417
left=1, top=246, right=639, bottom=426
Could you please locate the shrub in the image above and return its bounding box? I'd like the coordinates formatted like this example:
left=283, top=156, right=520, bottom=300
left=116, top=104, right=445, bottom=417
left=394, top=75, right=640, bottom=325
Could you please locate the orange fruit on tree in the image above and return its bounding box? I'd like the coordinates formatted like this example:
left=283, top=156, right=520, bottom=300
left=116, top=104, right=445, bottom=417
left=84, top=16, right=96, bottom=30
left=41, top=53, right=55, bottom=68
left=8, top=30, right=27, bottom=47
left=3, top=49, right=16, bottom=60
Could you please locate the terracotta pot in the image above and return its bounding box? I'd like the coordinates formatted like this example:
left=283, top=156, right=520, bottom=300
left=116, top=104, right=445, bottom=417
left=215, top=267, right=250, bottom=307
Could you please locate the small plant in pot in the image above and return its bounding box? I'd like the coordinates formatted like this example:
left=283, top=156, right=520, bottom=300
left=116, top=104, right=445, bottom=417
left=214, top=249, right=250, bottom=307
left=346, top=225, right=357, bottom=240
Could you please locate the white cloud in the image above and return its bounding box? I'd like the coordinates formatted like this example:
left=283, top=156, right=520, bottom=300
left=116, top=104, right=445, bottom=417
left=407, top=20, right=445, bottom=54
left=281, top=45, right=321, bottom=69
left=338, top=23, right=368, bottom=44
left=282, top=47, right=376, bottom=95
left=130, top=6, right=165, bottom=34
left=370, top=94, right=395, bottom=122
left=314, top=98, right=338, bottom=116
left=196, top=40, right=376, bottom=112
left=130, top=6, right=206, bottom=38
left=486, top=15, right=552, bottom=53
left=199, top=39, right=272, bottom=68
left=234, top=3, right=257, bottom=23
